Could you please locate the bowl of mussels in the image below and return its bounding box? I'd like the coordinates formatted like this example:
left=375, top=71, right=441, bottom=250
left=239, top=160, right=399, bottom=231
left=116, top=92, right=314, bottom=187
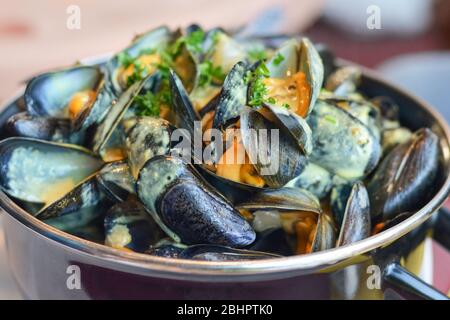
left=0, top=25, right=449, bottom=300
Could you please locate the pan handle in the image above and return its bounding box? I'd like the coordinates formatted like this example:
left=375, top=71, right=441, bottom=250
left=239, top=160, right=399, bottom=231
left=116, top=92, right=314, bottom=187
left=381, top=208, right=450, bottom=300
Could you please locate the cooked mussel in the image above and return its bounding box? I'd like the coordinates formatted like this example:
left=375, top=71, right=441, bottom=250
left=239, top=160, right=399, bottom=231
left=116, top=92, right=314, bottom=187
left=123, top=116, right=175, bottom=179
left=90, top=73, right=160, bottom=159
left=24, top=66, right=102, bottom=121
left=106, top=26, right=172, bottom=94
left=137, top=155, right=255, bottom=247
left=211, top=61, right=249, bottom=130
left=368, top=128, right=440, bottom=222
left=6, top=112, right=77, bottom=143
left=104, top=199, right=163, bottom=252
left=262, top=38, right=324, bottom=117
left=307, top=100, right=382, bottom=181
left=0, top=138, right=103, bottom=204
left=240, top=106, right=308, bottom=187
left=335, top=181, right=371, bottom=246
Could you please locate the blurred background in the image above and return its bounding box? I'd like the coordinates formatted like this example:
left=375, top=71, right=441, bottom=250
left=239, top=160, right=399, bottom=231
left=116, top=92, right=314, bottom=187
left=0, top=0, right=449, bottom=298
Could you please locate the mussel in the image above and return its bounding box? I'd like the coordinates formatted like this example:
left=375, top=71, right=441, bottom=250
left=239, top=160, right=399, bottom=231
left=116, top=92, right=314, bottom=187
left=104, top=199, right=163, bottom=252
left=123, top=116, right=175, bottom=179
left=6, top=112, right=77, bottom=143
left=335, top=181, right=371, bottom=246
left=368, top=128, right=440, bottom=222
left=0, top=138, right=103, bottom=204
left=240, top=106, right=309, bottom=187
left=307, top=100, right=382, bottom=181
left=261, top=38, right=324, bottom=117
left=24, top=66, right=102, bottom=120
left=137, top=156, right=255, bottom=247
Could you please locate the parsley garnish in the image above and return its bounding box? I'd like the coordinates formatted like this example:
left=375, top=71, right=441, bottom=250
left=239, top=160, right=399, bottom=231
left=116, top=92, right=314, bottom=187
left=134, top=91, right=160, bottom=117
left=248, top=63, right=272, bottom=107
left=283, top=103, right=290, bottom=109
left=273, top=53, right=285, bottom=66
left=198, top=61, right=226, bottom=88
left=171, top=29, right=206, bottom=56
left=134, top=88, right=172, bottom=117
left=118, top=52, right=134, bottom=68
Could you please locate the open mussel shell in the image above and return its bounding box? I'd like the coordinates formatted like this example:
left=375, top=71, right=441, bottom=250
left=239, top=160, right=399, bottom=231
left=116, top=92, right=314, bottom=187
left=123, top=116, right=175, bottom=179
left=310, top=212, right=336, bottom=252
left=169, top=69, right=201, bottom=138
left=336, top=181, right=371, bottom=247
left=96, top=161, right=135, bottom=202
left=178, top=245, right=281, bottom=261
left=24, top=65, right=102, bottom=119
left=106, top=26, right=172, bottom=95
left=236, top=187, right=321, bottom=213
left=104, top=199, right=163, bottom=253
left=266, top=38, right=324, bottom=116
left=368, top=128, right=440, bottom=222
left=285, top=163, right=333, bottom=200
left=72, top=78, right=117, bottom=132
left=90, top=73, right=159, bottom=157
left=6, top=112, right=78, bottom=144
left=211, top=61, right=248, bottom=130
left=258, top=103, right=313, bottom=155
left=307, top=100, right=382, bottom=181
left=137, top=155, right=255, bottom=247
left=240, top=106, right=308, bottom=188
left=36, top=175, right=110, bottom=231
left=0, top=137, right=103, bottom=204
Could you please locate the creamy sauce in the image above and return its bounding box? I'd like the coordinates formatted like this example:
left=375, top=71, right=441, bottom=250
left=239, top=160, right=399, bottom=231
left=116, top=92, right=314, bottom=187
left=105, top=225, right=132, bottom=249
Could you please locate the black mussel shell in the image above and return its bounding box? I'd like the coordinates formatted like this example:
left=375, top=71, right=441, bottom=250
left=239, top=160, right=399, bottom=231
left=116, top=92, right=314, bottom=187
left=137, top=156, right=256, bottom=247
left=368, top=128, right=440, bottom=222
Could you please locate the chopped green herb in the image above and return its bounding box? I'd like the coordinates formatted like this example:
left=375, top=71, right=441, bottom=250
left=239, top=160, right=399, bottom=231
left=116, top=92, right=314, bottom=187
left=273, top=53, right=285, bottom=66
left=198, top=61, right=226, bottom=88
left=324, top=115, right=337, bottom=124
left=118, top=52, right=134, bottom=68
left=134, top=91, right=160, bottom=117
left=171, top=29, right=206, bottom=56
left=248, top=62, right=273, bottom=107
left=282, top=103, right=290, bottom=109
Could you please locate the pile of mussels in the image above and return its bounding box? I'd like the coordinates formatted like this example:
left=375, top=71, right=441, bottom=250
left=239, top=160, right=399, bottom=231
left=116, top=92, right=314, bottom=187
left=0, top=25, right=441, bottom=261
